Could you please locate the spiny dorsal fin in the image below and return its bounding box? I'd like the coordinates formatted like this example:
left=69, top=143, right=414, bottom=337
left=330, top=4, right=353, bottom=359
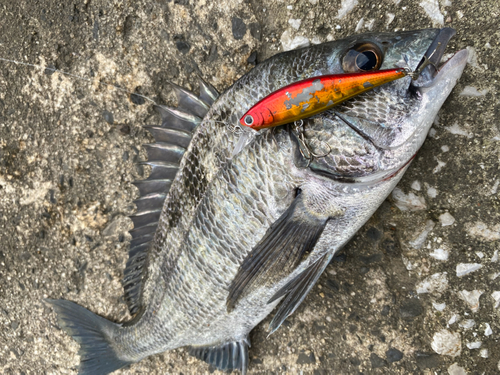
left=198, top=76, right=219, bottom=106
left=123, top=77, right=218, bottom=316
left=226, top=192, right=328, bottom=312
left=267, top=253, right=331, bottom=334
left=188, top=338, right=250, bottom=375
left=170, top=82, right=211, bottom=119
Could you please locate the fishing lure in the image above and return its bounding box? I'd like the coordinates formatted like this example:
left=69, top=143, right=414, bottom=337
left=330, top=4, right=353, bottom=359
left=240, top=68, right=410, bottom=131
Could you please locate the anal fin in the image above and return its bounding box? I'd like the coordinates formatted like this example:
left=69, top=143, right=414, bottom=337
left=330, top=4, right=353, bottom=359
left=188, top=338, right=249, bottom=375
left=267, top=253, right=331, bottom=334
left=227, top=192, right=328, bottom=312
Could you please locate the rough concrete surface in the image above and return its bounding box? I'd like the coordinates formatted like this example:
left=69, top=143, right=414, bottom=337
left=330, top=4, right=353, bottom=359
left=0, top=0, right=499, bottom=374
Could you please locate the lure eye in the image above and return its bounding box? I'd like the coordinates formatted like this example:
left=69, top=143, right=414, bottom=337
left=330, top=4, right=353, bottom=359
left=244, top=115, right=254, bottom=126
left=342, top=43, right=383, bottom=73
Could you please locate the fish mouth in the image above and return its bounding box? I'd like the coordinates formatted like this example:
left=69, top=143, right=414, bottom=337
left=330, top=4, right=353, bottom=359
left=411, top=27, right=465, bottom=89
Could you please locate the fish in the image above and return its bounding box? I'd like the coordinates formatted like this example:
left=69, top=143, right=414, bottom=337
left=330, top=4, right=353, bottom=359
left=46, top=27, right=467, bottom=375
left=239, top=68, right=408, bottom=131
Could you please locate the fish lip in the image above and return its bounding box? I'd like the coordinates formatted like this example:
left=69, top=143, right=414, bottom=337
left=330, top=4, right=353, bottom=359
left=411, top=27, right=457, bottom=88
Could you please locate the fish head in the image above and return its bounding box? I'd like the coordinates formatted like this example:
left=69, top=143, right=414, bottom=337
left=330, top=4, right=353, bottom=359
left=299, top=28, right=468, bottom=182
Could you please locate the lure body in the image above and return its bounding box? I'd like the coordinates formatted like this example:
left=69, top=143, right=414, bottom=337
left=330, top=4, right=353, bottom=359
left=240, top=68, right=407, bottom=130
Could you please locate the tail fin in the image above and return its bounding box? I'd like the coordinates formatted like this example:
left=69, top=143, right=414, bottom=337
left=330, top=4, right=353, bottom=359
left=46, top=299, right=132, bottom=375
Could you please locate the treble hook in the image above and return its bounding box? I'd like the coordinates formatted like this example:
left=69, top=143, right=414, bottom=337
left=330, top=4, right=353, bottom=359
left=292, top=120, right=331, bottom=168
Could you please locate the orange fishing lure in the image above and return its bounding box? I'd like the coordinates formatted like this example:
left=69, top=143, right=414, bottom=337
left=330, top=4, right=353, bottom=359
left=240, top=68, right=408, bottom=131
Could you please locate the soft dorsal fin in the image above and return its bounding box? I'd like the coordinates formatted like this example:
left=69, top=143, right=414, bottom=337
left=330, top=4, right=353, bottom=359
left=124, top=78, right=220, bottom=316
left=226, top=192, right=328, bottom=312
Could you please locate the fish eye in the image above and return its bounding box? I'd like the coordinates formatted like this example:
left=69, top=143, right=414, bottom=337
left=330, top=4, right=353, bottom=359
left=342, top=43, right=383, bottom=73
left=244, top=115, right=254, bottom=125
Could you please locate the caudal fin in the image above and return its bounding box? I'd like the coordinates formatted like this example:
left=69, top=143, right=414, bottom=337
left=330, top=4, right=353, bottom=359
left=46, top=299, right=132, bottom=375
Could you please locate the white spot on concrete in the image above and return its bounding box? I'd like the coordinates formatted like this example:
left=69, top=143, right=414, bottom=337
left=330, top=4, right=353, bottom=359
left=411, top=180, right=421, bottom=191
left=364, top=18, right=375, bottom=30
left=439, top=212, right=455, bottom=227
left=466, top=341, right=482, bottom=349
left=430, top=247, right=449, bottom=261
left=491, top=250, right=499, bottom=262
left=386, top=13, right=395, bottom=27
left=428, top=128, right=437, bottom=138
left=431, top=329, right=461, bottom=357
left=448, top=314, right=457, bottom=325
left=419, top=0, right=444, bottom=27
left=410, top=220, right=435, bottom=249
left=466, top=46, right=480, bottom=69
left=480, top=348, right=488, bottom=358
left=401, top=255, right=415, bottom=271
left=484, top=323, right=493, bottom=336
left=465, top=222, right=500, bottom=241
left=445, top=123, right=473, bottom=138
left=288, top=18, right=301, bottom=30
left=335, top=0, right=359, bottom=19
left=490, top=179, right=499, bottom=195
left=355, top=18, right=364, bottom=32
left=281, top=30, right=310, bottom=51
left=459, top=86, right=489, bottom=97
left=20, top=181, right=53, bottom=206
left=309, top=0, right=318, bottom=4
left=492, top=291, right=500, bottom=309
left=448, top=363, right=467, bottom=375
left=433, top=158, right=446, bottom=173
left=286, top=5, right=293, bottom=10
left=392, top=187, right=427, bottom=211
left=456, top=263, right=482, bottom=277
left=427, top=186, right=438, bottom=198
left=458, top=290, right=483, bottom=312
left=433, top=302, right=446, bottom=311
left=417, top=272, right=448, bottom=294
left=311, top=37, right=322, bottom=45
left=459, top=319, right=475, bottom=329
left=456, top=10, right=464, bottom=18
left=442, top=0, right=452, bottom=6
left=441, top=145, right=449, bottom=152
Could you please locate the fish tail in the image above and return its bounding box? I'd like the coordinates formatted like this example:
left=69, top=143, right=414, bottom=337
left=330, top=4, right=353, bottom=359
left=46, top=299, right=132, bottom=375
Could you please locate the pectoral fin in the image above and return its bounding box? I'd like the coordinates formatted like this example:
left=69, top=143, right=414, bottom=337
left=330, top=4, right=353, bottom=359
left=267, top=252, right=331, bottom=334
left=227, top=193, right=328, bottom=312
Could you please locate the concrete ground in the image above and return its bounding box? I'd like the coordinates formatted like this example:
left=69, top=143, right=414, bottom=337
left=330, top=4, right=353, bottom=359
left=0, top=0, right=499, bottom=374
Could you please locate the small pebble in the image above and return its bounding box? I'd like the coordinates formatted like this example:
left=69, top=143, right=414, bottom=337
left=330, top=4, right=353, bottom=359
left=466, top=341, right=481, bottom=349
left=439, top=212, right=455, bottom=226
left=386, top=348, right=403, bottom=363
left=411, top=180, right=421, bottom=191
left=448, top=363, right=467, bottom=375
left=431, top=329, right=461, bottom=357
left=456, top=263, right=482, bottom=277
left=102, top=110, right=114, bottom=124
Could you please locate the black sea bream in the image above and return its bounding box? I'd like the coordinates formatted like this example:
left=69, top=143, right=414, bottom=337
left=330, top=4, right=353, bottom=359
left=47, top=28, right=467, bottom=374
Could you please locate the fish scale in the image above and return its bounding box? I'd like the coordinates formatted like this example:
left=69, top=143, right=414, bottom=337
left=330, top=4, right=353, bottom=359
left=47, top=28, right=468, bottom=375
